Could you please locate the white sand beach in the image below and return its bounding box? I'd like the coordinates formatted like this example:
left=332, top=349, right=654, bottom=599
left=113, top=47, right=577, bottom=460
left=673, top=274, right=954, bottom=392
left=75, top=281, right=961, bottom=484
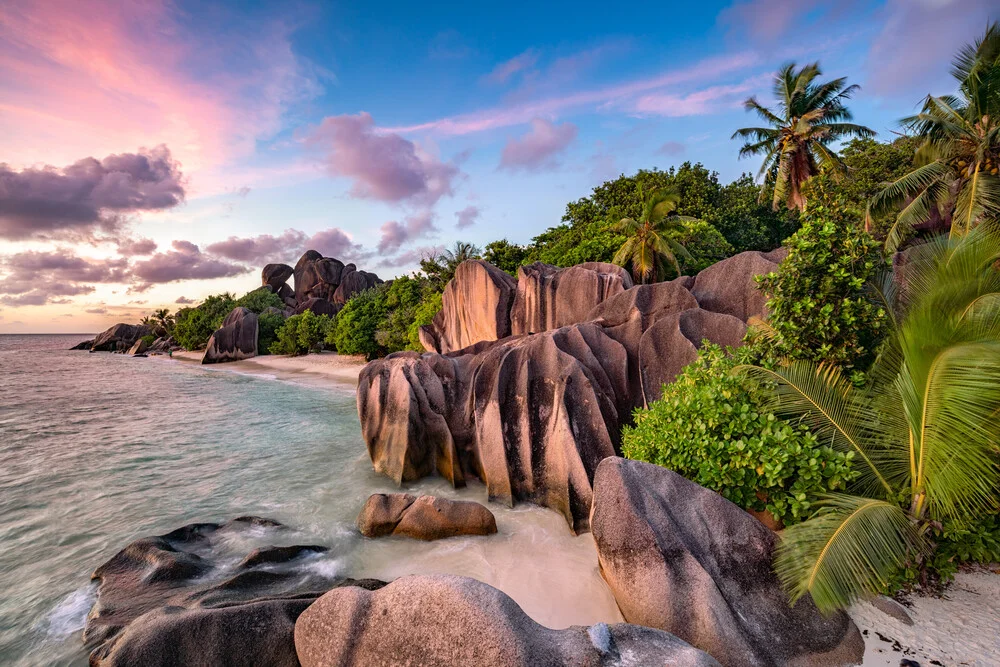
left=168, top=350, right=368, bottom=386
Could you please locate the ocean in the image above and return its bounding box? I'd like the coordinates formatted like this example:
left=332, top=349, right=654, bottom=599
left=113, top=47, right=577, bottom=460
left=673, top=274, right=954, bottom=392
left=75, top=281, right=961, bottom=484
left=0, top=334, right=619, bottom=666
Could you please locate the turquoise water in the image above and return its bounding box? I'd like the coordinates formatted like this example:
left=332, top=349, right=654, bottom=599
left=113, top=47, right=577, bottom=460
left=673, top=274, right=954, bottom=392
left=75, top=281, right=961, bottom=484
left=0, top=335, right=620, bottom=666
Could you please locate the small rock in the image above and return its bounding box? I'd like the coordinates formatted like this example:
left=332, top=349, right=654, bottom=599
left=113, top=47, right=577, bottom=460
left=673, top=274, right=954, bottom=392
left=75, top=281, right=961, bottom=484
left=356, top=493, right=497, bottom=541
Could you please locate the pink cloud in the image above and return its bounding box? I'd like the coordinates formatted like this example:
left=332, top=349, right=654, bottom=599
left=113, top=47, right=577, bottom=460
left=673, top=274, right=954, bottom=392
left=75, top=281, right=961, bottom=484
left=0, top=0, right=321, bottom=193
left=130, top=240, right=250, bottom=291
left=310, top=113, right=460, bottom=206
left=500, top=119, right=577, bottom=171
left=385, top=52, right=760, bottom=136
left=657, top=141, right=686, bottom=156
left=0, top=249, right=129, bottom=306
left=867, top=0, right=996, bottom=97
left=633, top=79, right=761, bottom=116
left=377, top=211, right=439, bottom=253
left=455, top=205, right=480, bottom=229
left=376, top=244, right=446, bottom=269
left=719, top=0, right=828, bottom=42
left=485, top=49, right=539, bottom=85
left=205, top=227, right=367, bottom=264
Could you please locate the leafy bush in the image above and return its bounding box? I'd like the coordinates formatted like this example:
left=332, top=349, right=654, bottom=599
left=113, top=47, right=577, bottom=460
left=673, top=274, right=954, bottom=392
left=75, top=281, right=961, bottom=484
left=268, top=310, right=332, bottom=356
left=671, top=219, right=733, bottom=274
left=257, top=311, right=285, bottom=354
left=408, top=290, right=442, bottom=350
left=754, top=201, right=887, bottom=373
left=483, top=239, right=529, bottom=274
left=173, top=293, right=236, bottom=350
left=327, top=284, right=392, bottom=360
left=622, top=344, right=857, bottom=526
left=374, top=277, right=426, bottom=353
left=140, top=334, right=156, bottom=347
left=234, top=287, right=285, bottom=314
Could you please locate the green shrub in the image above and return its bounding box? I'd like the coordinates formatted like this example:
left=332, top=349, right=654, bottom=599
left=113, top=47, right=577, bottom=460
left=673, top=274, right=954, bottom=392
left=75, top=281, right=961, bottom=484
left=754, top=201, right=887, bottom=373
left=483, top=239, right=529, bottom=274
left=408, top=290, right=442, bottom=350
left=374, top=277, right=427, bottom=353
left=621, top=344, right=857, bottom=526
left=233, top=287, right=284, bottom=314
left=257, top=311, right=285, bottom=354
left=671, top=219, right=733, bottom=274
left=173, top=293, right=236, bottom=350
left=327, top=284, right=391, bottom=360
left=140, top=334, right=155, bottom=347
left=268, top=310, right=332, bottom=356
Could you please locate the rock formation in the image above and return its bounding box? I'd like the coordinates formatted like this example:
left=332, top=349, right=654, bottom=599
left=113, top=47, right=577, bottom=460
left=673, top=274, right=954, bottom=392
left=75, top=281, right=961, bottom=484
left=358, top=250, right=785, bottom=530
left=419, top=259, right=517, bottom=353
left=70, top=339, right=94, bottom=350
left=263, top=263, right=294, bottom=291
left=293, top=297, right=342, bottom=318
left=357, top=493, right=497, bottom=540
left=295, top=574, right=721, bottom=667
left=90, top=323, right=153, bottom=352
left=202, top=307, right=259, bottom=364
left=589, top=457, right=865, bottom=667
left=127, top=338, right=148, bottom=356
left=510, top=262, right=633, bottom=335
left=292, top=252, right=381, bottom=311
left=85, top=517, right=385, bottom=667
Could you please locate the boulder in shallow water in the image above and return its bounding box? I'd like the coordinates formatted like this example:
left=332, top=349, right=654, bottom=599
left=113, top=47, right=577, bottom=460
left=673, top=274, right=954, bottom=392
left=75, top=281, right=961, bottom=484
left=510, top=261, right=632, bottom=335
left=356, top=493, right=497, bottom=540
left=90, top=323, right=152, bottom=352
left=202, top=307, right=259, bottom=364
left=590, top=457, right=865, bottom=667
left=420, top=259, right=517, bottom=353
left=295, top=574, right=721, bottom=667
left=85, top=517, right=385, bottom=667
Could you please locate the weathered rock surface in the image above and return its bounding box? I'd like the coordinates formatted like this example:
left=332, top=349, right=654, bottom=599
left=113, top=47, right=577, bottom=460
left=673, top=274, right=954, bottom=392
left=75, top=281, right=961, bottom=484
left=295, top=574, right=721, bottom=667
left=690, top=248, right=786, bottom=322
left=70, top=339, right=94, bottom=350
left=332, top=265, right=382, bottom=305
left=293, top=251, right=345, bottom=303
left=360, top=251, right=786, bottom=529
left=420, top=259, right=517, bottom=353
left=638, top=308, right=747, bottom=405
left=263, top=262, right=294, bottom=290
left=90, top=323, right=152, bottom=352
left=85, top=517, right=385, bottom=667
left=357, top=493, right=497, bottom=540
left=590, top=457, right=865, bottom=667
left=202, top=307, right=259, bottom=364
left=127, top=338, right=148, bottom=356
left=294, top=297, right=341, bottom=318
left=510, top=261, right=633, bottom=335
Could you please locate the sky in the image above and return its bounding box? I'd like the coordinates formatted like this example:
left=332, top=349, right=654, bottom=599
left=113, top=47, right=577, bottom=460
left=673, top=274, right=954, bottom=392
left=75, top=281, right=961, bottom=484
left=0, top=0, right=995, bottom=333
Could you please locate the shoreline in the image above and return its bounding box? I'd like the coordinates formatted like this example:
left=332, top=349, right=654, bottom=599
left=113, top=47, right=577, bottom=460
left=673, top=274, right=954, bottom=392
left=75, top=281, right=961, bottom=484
left=165, top=350, right=368, bottom=387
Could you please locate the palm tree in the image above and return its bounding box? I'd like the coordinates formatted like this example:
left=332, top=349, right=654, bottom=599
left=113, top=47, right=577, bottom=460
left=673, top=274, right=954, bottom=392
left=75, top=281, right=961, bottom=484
left=741, top=225, right=1000, bottom=612
left=420, top=241, right=482, bottom=288
left=153, top=308, right=175, bottom=333
left=610, top=184, right=692, bottom=284
left=733, top=63, right=874, bottom=211
left=870, top=22, right=1000, bottom=251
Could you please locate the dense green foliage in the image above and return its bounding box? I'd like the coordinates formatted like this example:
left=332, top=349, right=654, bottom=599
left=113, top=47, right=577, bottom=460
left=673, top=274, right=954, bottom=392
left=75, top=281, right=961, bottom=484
left=754, top=200, right=887, bottom=374
left=420, top=242, right=481, bottom=290
left=671, top=219, right=733, bottom=273
left=483, top=239, right=529, bottom=274
left=610, top=184, right=693, bottom=283
left=172, top=293, right=236, bottom=350
left=622, top=345, right=857, bottom=526
left=233, top=287, right=285, bottom=314
left=408, top=290, right=442, bottom=350
left=139, top=334, right=155, bottom=347
left=326, top=284, right=392, bottom=359
left=268, top=310, right=332, bottom=356
left=257, top=311, right=285, bottom=354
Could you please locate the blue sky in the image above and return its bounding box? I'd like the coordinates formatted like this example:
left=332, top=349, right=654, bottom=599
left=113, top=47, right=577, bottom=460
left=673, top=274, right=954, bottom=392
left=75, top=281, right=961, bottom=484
left=0, top=0, right=994, bottom=332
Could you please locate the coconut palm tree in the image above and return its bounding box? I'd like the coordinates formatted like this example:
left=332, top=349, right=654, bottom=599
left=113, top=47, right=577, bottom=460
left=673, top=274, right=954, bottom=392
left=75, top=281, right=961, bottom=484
left=610, top=184, right=692, bottom=284
left=742, top=225, right=1000, bottom=612
left=870, top=22, right=1000, bottom=252
left=733, top=63, right=874, bottom=211
left=420, top=241, right=482, bottom=288
left=153, top=308, right=175, bottom=333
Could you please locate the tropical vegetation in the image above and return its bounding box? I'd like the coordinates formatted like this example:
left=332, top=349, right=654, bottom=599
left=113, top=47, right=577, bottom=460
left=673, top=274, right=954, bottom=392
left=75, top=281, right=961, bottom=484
left=733, top=63, right=873, bottom=211
left=610, top=184, right=693, bottom=283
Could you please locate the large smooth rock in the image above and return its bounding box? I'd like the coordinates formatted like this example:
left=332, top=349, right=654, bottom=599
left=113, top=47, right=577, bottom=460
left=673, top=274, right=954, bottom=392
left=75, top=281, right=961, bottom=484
left=90, top=323, right=152, bottom=352
left=202, top=307, right=258, bottom=364
left=590, top=457, right=865, bottom=667
left=127, top=337, right=149, bottom=356
left=263, top=262, right=294, bottom=290
left=357, top=493, right=497, bottom=540
left=511, top=261, right=633, bottom=335
left=690, top=248, right=786, bottom=322
left=332, top=266, right=382, bottom=305
left=85, top=517, right=385, bottom=667
left=295, top=574, right=721, bottom=667
left=421, top=259, right=517, bottom=353
left=293, top=297, right=342, bottom=318
left=359, top=322, right=629, bottom=532
left=638, top=308, right=747, bottom=405
left=70, top=338, right=94, bottom=350
left=293, top=251, right=345, bottom=303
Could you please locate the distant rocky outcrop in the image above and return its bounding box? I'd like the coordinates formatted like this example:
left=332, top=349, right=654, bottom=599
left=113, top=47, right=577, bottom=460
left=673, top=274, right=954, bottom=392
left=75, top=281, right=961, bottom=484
left=295, top=574, right=721, bottom=667
left=70, top=339, right=94, bottom=350
left=292, top=252, right=381, bottom=310
left=357, top=493, right=497, bottom=540
left=90, top=323, right=152, bottom=352
left=202, top=307, right=258, bottom=364
left=358, top=250, right=785, bottom=530
left=590, top=457, right=864, bottom=667
left=419, top=259, right=517, bottom=353
left=511, top=261, right=633, bottom=336
left=85, top=517, right=385, bottom=667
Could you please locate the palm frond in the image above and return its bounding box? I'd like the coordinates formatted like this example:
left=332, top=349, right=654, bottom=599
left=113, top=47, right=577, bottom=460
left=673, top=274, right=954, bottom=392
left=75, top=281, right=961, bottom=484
left=775, top=494, right=921, bottom=613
